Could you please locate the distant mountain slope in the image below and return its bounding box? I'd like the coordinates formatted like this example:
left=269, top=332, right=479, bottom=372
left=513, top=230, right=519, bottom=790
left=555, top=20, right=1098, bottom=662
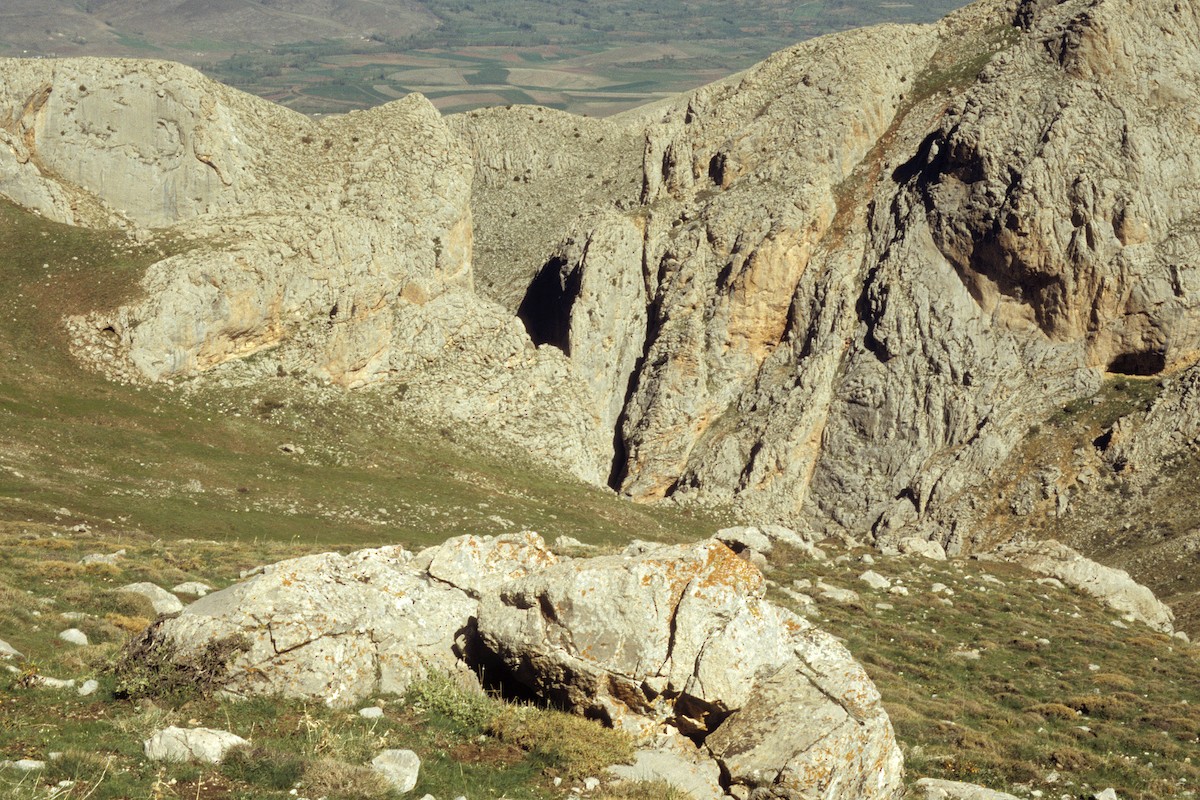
left=0, top=0, right=972, bottom=115
left=0, top=0, right=436, bottom=52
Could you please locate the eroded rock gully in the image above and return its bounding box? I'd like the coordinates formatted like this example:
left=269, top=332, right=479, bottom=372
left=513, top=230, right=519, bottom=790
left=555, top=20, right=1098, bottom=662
left=3, top=0, right=1200, bottom=557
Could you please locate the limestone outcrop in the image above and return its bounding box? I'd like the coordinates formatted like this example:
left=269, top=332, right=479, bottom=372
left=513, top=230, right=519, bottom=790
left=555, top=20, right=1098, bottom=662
left=140, top=533, right=904, bottom=800
left=147, top=533, right=553, bottom=707
left=984, top=539, right=1175, bottom=633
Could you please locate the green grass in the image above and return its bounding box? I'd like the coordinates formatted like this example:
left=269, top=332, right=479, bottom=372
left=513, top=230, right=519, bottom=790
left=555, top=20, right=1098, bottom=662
left=763, top=547, right=1200, bottom=800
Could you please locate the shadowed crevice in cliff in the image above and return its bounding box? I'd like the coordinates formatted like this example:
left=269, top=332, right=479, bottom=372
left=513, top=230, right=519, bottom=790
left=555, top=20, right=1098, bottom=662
left=516, top=256, right=578, bottom=355
left=606, top=297, right=664, bottom=492
left=1107, top=349, right=1166, bottom=377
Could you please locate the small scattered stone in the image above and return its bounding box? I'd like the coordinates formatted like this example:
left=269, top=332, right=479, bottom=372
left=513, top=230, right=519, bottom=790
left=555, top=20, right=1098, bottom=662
left=1, top=759, right=47, bottom=772
left=859, top=571, right=891, bottom=590
left=898, top=537, right=948, bottom=561
left=144, top=727, right=249, bottom=764
left=172, top=582, right=213, bottom=597
left=80, top=550, right=125, bottom=566
left=915, top=777, right=1020, bottom=799
left=119, top=583, right=184, bottom=615
left=0, top=637, right=24, bottom=661
left=950, top=649, right=981, bottom=661
left=371, top=749, right=421, bottom=793
left=359, top=706, right=384, bottom=719
left=816, top=581, right=861, bottom=605
left=78, top=679, right=99, bottom=697
left=58, top=629, right=88, bottom=646
left=583, top=776, right=601, bottom=791
left=1093, top=789, right=1119, bottom=800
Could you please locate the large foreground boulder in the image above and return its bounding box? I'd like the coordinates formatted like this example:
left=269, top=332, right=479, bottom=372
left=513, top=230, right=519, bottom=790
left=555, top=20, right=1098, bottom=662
left=141, top=533, right=903, bottom=799
left=149, top=533, right=555, bottom=707
left=479, top=539, right=902, bottom=799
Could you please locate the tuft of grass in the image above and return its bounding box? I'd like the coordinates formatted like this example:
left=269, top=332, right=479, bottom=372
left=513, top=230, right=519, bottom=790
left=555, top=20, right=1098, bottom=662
left=406, top=672, right=500, bottom=734
left=302, top=757, right=393, bottom=800
left=221, top=744, right=305, bottom=791
left=489, top=705, right=635, bottom=781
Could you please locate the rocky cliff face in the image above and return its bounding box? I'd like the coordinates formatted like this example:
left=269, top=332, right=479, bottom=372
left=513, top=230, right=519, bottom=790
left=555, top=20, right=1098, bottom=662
left=3, top=0, right=1200, bottom=565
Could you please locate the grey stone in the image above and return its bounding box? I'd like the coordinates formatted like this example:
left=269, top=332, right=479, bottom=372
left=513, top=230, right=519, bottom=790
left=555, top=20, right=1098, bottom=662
left=816, top=581, right=861, bottom=605
left=58, top=628, right=88, bottom=646
left=479, top=539, right=903, bottom=799
left=119, top=583, right=184, bottom=616
left=916, top=778, right=1021, bottom=800
left=371, top=749, right=420, bottom=793
left=990, top=540, right=1174, bottom=633
left=608, top=743, right=724, bottom=800
left=143, top=727, right=248, bottom=764
left=145, top=534, right=554, bottom=707
left=171, top=582, right=213, bottom=597
left=0, top=638, right=23, bottom=660
left=859, top=571, right=892, bottom=591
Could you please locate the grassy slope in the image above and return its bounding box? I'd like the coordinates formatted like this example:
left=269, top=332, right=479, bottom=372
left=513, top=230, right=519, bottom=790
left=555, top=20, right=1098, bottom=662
left=0, top=199, right=720, bottom=555
left=958, top=375, right=1200, bottom=636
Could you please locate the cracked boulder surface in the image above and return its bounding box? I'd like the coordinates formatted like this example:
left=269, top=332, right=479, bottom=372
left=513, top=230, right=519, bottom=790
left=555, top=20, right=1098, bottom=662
left=151, top=532, right=556, bottom=708
left=146, top=533, right=902, bottom=799
left=478, top=539, right=903, bottom=800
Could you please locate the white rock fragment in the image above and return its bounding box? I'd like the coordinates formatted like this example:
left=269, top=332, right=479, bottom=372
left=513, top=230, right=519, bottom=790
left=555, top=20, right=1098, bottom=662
left=371, top=749, right=421, bottom=793
left=816, top=581, right=861, bottom=605
left=0, top=638, right=24, bottom=660
left=80, top=550, right=125, bottom=566
left=119, top=583, right=184, bottom=615
left=78, top=679, right=99, bottom=697
left=359, top=706, right=384, bottom=719
left=172, top=582, right=213, bottom=597
left=898, top=537, right=947, bottom=561
left=608, top=745, right=724, bottom=800
left=143, top=727, right=249, bottom=763
left=916, top=777, right=1020, bottom=799
left=58, top=628, right=88, bottom=646
left=858, top=571, right=891, bottom=591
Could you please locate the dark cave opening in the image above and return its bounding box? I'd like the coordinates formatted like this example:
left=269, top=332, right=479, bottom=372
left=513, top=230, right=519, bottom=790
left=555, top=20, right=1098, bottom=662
left=517, top=256, right=577, bottom=355
left=1107, top=350, right=1166, bottom=376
